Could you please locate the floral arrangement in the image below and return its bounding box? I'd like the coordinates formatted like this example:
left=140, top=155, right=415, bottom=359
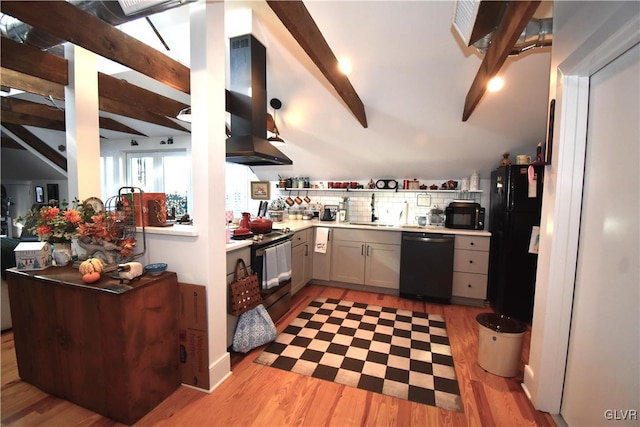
left=17, top=200, right=81, bottom=243
left=269, top=197, right=287, bottom=210
left=75, top=199, right=136, bottom=261
left=17, top=199, right=136, bottom=262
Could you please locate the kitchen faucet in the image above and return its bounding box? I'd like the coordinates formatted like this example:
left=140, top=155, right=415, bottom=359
left=371, top=194, right=378, bottom=222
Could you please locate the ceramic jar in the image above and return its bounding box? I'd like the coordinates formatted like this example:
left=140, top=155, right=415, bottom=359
left=470, top=171, right=480, bottom=191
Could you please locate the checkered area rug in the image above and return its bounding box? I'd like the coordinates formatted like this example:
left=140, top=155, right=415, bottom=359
left=254, top=297, right=463, bottom=412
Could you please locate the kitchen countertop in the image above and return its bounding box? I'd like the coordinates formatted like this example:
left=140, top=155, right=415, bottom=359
left=276, top=219, right=491, bottom=236
left=226, top=219, right=490, bottom=251
left=225, top=239, right=254, bottom=252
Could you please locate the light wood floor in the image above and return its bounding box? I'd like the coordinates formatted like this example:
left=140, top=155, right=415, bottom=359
left=1, top=283, right=556, bottom=426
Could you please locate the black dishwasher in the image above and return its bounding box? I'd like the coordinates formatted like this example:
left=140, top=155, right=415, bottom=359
left=399, top=232, right=455, bottom=303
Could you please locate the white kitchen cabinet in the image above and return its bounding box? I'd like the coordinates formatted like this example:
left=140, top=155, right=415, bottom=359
left=312, top=228, right=332, bottom=281
left=331, top=229, right=401, bottom=289
left=451, top=235, right=490, bottom=306
left=291, top=228, right=313, bottom=294
left=331, top=240, right=366, bottom=284
left=365, top=242, right=402, bottom=289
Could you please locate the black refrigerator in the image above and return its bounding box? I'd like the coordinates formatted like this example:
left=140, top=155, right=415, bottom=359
left=488, top=165, right=544, bottom=323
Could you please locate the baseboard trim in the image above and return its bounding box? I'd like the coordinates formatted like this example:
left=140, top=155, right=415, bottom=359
left=207, top=351, right=231, bottom=393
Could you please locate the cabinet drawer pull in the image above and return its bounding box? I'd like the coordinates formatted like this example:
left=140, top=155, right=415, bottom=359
left=361, top=244, right=365, bottom=256
left=470, top=242, right=475, bottom=246
left=469, top=260, right=473, bottom=264
left=468, top=284, right=472, bottom=288
left=367, top=245, right=371, bottom=256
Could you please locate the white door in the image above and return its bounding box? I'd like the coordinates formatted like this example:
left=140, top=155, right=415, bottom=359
left=561, top=44, right=639, bottom=425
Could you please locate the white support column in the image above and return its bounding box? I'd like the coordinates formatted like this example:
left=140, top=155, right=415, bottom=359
left=64, top=44, right=101, bottom=201
left=189, top=0, right=230, bottom=388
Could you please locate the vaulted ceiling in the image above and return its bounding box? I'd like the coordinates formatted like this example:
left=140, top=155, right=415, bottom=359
left=1, top=0, right=552, bottom=182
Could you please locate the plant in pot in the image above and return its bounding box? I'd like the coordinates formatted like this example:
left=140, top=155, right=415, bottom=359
left=16, top=200, right=82, bottom=266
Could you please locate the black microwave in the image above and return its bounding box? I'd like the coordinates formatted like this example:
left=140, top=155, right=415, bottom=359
left=445, top=202, right=485, bottom=230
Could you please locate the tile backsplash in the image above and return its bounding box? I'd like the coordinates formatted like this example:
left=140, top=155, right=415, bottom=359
left=271, top=181, right=488, bottom=225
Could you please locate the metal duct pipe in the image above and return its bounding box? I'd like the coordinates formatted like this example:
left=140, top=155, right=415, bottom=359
left=510, top=17, right=553, bottom=54
left=0, top=0, right=194, bottom=53
left=473, top=17, right=553, bottom=55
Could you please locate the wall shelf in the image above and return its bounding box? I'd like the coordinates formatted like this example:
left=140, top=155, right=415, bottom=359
left=278, top=187, right=482, bottom=194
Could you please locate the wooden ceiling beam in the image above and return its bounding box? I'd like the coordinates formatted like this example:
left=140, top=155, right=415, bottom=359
left=97, top=73, right=189, bottom=119
left=97, top=118, right=147, bottom=137
left=0, top=78, right=173, bottom=136
left=1, top=136, right=26, bottom=150
left=1, top=0, right=190, bottom=94
left=1, top=97, right=64, bottom=121
left=0, top=110, right=65, bottom=131
left=1, top=31, right=188, bottom=127
left=2, top=123, right=66, bottom=171
left=462, top=0, right=541, bottom=121
left=0, top=106, right=146, bottom=137
left=267, top=0, right=368, bottom=128
left=0, top=67, right=65, bottom=100
left=1, top=36, right=68, bottom=85
left=98, top=97, right=189, bottom=133
left=2, top=95, right=147, bottom=136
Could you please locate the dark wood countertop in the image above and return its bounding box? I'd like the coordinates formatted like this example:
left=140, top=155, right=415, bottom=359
left=7, top=266, right=175, bottom=294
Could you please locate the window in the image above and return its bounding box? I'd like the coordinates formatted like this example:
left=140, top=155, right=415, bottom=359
left=225, top=162, right=259, bottom=218
left=102, top=150, right=261, bottom=222
left=100, top=154, right=122, bottom=203
left=125, top=150, right=189, bottom=217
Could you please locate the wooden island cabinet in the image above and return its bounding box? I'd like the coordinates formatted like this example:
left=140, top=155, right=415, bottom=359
left=6, top=266, right=181, bottom=425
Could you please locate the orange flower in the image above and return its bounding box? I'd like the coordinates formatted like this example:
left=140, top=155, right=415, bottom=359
left=63, top=209, right=81, bottom=224
left=36, top=224, right=52, bottom=236
left=40, top=206, right=59, bottom=221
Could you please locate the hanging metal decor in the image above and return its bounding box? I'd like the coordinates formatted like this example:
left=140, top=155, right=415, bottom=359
left=77, top=187, right=147, bottom=266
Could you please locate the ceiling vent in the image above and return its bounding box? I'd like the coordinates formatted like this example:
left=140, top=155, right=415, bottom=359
left=452, top=0, right=505, bottom=47
left=117, top=0, right=172, bottom=16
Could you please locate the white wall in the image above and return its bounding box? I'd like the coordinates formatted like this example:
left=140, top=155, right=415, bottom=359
left=524, top=0, right=640, bottom=418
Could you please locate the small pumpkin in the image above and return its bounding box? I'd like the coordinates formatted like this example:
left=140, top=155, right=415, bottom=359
left=82, top=271, right=101, bottom=284
left=79, top=258, right=104, bottom=275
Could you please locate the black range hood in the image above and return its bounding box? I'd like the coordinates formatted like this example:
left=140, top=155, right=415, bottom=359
left=226, top=35, right=292, bottom=166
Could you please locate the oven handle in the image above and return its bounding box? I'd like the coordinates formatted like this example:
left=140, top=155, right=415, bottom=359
left=255, top=239, right=292, bottom=257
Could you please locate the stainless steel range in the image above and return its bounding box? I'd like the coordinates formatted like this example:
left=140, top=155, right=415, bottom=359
left=246, top=229, right=294, bottom=322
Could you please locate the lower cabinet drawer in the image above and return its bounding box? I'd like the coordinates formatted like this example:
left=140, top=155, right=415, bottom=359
left=453, top=249, right=489, bottom=275
left=452, top=272, right=487, bottom=300
left=455, top=235, right=490, bottom=251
